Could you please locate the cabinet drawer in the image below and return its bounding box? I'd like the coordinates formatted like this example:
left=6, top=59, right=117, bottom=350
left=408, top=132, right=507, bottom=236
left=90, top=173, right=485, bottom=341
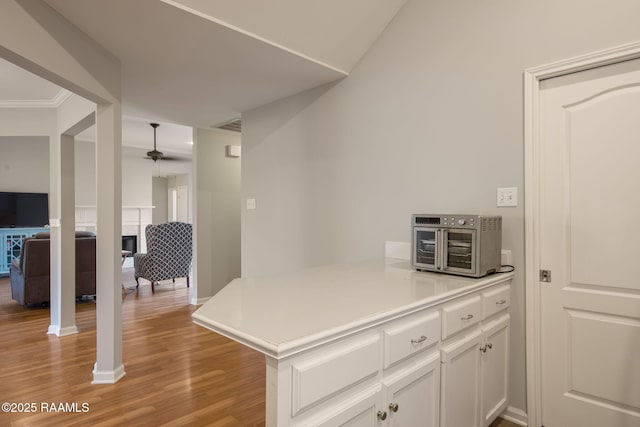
left=441, top=295, right=482, bottom=339
left=383, top=311, right=440, bottom=369
left=482, top=285, right=510, bottom=319
left=291, top=335, right=380, bottom=416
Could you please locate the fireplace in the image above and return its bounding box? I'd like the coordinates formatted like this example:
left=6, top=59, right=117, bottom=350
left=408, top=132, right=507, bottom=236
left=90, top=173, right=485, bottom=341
left=122, top=235, right=137, bottom=257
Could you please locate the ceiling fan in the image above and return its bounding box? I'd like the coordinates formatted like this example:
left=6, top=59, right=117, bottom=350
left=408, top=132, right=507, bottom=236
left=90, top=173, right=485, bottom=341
left=146, top=123, right=186, bottom=162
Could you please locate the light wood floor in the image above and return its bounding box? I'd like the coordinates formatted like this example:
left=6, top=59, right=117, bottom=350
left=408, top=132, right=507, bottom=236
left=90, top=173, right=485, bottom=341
left=0, top=274, right=265, bottom=426
left=489, top=417, right=520, bottom=427
left=0, top=273, right=520, bottom=427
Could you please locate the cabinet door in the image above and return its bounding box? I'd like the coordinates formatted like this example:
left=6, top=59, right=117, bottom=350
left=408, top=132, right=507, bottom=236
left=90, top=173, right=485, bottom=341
left=440, top=329, right=482, bottom=427
left=311, top=387, right=382, bottom=427
left=382, top=352, right=440, bottom=427
left=481, top=315, right=510, bottom=426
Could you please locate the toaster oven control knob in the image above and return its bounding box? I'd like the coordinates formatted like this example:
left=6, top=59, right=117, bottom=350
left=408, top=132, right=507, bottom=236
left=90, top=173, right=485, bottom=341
left=457, top=219, right=466, bottom=225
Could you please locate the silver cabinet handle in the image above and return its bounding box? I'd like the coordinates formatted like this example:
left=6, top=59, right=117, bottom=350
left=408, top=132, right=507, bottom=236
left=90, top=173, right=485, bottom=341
left=377, top=410, right=387, bottom=421
left=480, top=343, right=493, bottom=353
left=389, top=403, right=399, bottom=413
left=496, top=299, right=507, bottom=305
left=460, top=314, right=474, bottom=321
left=411, top=335, right=427, bottom=344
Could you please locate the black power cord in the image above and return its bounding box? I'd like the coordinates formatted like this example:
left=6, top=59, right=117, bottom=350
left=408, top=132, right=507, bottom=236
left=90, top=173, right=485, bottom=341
left=498, top=265, right=515, bottom=273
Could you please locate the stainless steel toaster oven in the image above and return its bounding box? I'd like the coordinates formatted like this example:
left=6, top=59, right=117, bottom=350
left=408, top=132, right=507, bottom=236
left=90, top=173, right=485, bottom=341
left=411, top=214, right=502, bottom=277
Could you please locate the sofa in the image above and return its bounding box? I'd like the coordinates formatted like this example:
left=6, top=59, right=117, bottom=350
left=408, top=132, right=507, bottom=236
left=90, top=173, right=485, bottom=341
left=10, top=231, right=97, bottom=305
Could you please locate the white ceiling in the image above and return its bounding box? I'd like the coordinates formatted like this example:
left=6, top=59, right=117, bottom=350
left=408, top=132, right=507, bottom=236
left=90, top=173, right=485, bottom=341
left=0, top=0, right=406, bottom=168
left=163, top=0, right=408, bottom=73
left=0, top=58, right=66, bottom=106
left=42, top=0, right=406, bottom=128
left=76, top=116, right=193, bottom=154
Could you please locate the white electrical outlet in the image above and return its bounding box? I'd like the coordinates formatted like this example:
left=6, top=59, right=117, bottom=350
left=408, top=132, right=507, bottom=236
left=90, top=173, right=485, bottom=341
left=246, top=198, right=256, bottom=210
left=497, top=187, right=518, bottom=207
left=501, top=249, right=512, bottom=265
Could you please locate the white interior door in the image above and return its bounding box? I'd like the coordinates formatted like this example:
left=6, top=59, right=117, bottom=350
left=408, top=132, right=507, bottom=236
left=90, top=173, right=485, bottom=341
left=168, top=188, right=177, bottom=222
left=539, top=58, right=640, bottom=427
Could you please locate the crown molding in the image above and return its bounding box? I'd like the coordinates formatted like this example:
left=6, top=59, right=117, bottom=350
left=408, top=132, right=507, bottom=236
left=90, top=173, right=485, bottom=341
left=0, top=88, right=72, bottom=108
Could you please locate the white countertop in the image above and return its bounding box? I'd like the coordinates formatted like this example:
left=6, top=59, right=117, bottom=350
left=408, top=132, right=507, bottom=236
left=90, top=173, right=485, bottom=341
left=192, top=259, right=514, bottom=359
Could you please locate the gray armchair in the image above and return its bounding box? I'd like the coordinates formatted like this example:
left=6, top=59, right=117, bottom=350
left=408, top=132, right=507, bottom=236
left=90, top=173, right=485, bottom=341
left=133, top=222, right=193, bottom=292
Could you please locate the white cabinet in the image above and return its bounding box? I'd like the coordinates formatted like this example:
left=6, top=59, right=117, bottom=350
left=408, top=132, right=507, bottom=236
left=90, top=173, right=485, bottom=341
left=312, top=387, right=382, bottom=427
left=311, top=352, right=441, bottom=427
left=291, top=335, right=380, bottom=415
left=260, top=278, right=512, bottom=427
left=440, top=287, right=511, bottom=427
left=440, top=329, right=483, bottom=427
left=382, top=352, right=440, bottom=427
left=480, top=315, right=510, bottom=427
left=383, top=311, right=440, bottom=369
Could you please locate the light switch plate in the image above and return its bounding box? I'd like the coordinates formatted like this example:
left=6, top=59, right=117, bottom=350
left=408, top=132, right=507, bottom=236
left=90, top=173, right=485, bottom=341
left=246, top=198, right=256, bottom=210
left=226, top=145, right=241, bottom=158
left=497, top=187, right=518, bottom=207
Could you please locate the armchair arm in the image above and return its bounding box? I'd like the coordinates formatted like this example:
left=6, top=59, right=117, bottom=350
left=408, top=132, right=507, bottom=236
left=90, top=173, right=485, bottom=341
left=134, top=252, right=152, bottom=279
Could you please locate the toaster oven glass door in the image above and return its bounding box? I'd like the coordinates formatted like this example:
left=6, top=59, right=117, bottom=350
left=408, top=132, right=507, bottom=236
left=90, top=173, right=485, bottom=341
left=442, top=229, right=476, bottom=275
left=414, top=227, right=438, bottom=269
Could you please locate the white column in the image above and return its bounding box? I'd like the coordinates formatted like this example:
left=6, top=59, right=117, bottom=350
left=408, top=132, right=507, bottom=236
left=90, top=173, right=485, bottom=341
left=92, top=103, right=125, bottom=384
left=49, top=133, right=78, bottom=336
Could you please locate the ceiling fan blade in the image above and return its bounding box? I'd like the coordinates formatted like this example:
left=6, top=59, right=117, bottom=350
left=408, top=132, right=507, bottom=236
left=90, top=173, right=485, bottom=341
left=158, top=155, right=190, bottom=161
left=144, top=123, right=190, bottom=162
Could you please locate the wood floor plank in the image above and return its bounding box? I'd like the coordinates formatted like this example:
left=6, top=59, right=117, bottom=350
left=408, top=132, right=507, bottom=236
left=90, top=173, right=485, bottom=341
left=0, top=275, right=266, bottom=426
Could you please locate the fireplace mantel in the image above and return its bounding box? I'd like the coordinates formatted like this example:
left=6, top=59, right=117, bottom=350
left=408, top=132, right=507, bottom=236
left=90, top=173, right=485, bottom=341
left=75, top=205, right=154, bottom=268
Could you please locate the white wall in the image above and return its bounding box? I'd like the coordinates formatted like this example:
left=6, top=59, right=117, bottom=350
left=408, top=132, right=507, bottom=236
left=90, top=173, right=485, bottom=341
left=122, top=149, right=152, bottom=206
left=167, top=173, right=190, bottom=188
left=0, top=135, right=152, bottom=210
left=241, top=0, right=640, bottom=416
left=0, top=136, right=49, bottom=192
left=74, top=141, right=96, bottom=205
left=0, top=108, right=56, bottom=137
left=74, top=142, right=152, bottom=206
left=152, top=177, right=168, bottom=224
left=0, top=108, right=55, bottom=193
left=192, top=128, right=241, bottom=303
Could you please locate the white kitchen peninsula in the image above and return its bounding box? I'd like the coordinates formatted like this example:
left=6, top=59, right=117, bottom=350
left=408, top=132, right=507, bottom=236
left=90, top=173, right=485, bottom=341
left=193, top=259, right=514, bottom=427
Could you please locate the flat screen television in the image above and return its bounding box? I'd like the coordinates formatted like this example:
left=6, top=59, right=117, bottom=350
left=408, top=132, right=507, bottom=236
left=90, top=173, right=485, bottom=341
left=0, top=192, right=49, bottom=228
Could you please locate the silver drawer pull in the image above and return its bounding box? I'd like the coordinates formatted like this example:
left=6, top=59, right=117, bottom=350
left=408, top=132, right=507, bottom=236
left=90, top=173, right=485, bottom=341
left=411, top=335, right=427, bottom=344
left=496, top=299, right=507, bottom=305
left=460, top=314, right=474, bottom=321
left=377, top=411, right=387, bottom=421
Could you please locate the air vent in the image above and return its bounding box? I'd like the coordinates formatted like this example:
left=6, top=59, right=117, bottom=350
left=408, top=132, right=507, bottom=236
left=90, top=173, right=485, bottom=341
left=482, top=217, right=501, bottom=232
left=415, top=216, right=440, bottom=225
left=216, top=118, right=241, bottom=133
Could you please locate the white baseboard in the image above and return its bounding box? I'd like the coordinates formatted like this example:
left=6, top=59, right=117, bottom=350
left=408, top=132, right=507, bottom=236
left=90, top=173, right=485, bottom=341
left=190, top=296, right=211, bottom=306
left=47, top=324, right=79, bottom=336
left=502, top=406, right=528, bottom=426
left=91, top=363, right=126, bottom=384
